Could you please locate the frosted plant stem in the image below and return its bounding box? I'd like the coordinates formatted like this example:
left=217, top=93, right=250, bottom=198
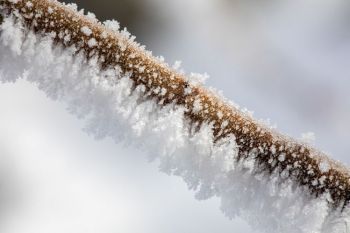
left=0, top=0, right=350, bottom=232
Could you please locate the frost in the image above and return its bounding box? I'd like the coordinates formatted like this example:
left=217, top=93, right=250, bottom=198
left=319, top=160, right=330, bottom=173
left=103, top=19, right=120, bottom=32
left=80, top=26, right=92, bottom=36
left=192, top=98, right=202, bottom=113
left=87, top=12, right=97, bottom=21
left=64, top=3, right=78, bottom=11
left=0, top=13, right=349, bottom=233
left=319, top=176, right=327, bottom=185
left=241, top=107, right=254, bottom=117
left=0, top=17, right=24, bottom=56
left=278, top=153, right=286, bottom=162
left=172, top=60, right=182, bottom=70
left=63, top=34, right=71, bottom=44
left=270, top=145, right=277, bottom=155
left=172, top=60, right=185, bottom=74
left=217, top=111, right=223, bottom=119
left=120, top=27, right=131, bottom=39
left=221, top=120, right=229, bottom=128
left=47, top=7, right=53, bottom=14
left=189, top=72, right=209, bottom=85
left=301, top=131, right=316, bottom=144
left=87, top=38, right=97, bottom=47
left=184, top=87, right=192, bottom=95
left=160, top=87, right=167, bottom=96
left=25, top=1, right=33, bottom=8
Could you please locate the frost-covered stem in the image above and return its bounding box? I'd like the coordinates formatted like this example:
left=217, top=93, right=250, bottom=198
left=1, top=0, right=349, bottom=209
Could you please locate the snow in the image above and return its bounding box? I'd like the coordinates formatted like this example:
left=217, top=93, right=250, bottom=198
left=0, top=2, right=350, bottom=233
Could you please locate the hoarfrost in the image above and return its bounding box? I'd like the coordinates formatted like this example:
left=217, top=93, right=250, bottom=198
left=47, top=7, right=53, bottom=14
left=104, top=19, right=120, bottom=33
left=80, top=26, right=92, bottom=36
left=0, top=14, right=349, bottom=233
left=192, top=98, right=202, bottom=113
left=301, top=131, right=316, bottom=144
left=25, top=1, right=33, bottom=8
left=86, top=12, right=97, bottom=21
left=278, top=153, right=286, bottom=162
left=319, top=161, right=330, bottom=173
left=189, top=72, right=209, bottom=85
left=87, top=38, right=97, bottom=48
left=172, top=60, right=182, bottom=70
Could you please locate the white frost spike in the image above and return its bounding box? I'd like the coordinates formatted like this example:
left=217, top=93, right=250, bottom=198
left=172, top=60, right=185, bottom=74
left=172, top=60, right=182, bottom=70
left=47, top=7, right=53, bottom=14
left=301, top=131, right=316, bottom=144
left=192, top=98, right=202, bottom=113
left=319, top=161, right=330, bottom=173
left=80, top=26, right=92, bottom=36
left=87, top=12, right=97, bottom=21
left=189, top=72, right=209, bottom=85
left=104, top=19, right=120, bottom=32
left=87, top=38, right=97, bottom=47
left=278, top=153, right=286, bottom=162
left=0, top=17, right=24, bottom=55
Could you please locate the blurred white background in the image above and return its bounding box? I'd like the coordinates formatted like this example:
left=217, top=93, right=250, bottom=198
left=1, top=0, right=350, bottom=232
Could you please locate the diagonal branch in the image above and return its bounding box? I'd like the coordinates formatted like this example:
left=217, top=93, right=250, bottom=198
left=1, top=0, right=349, bottom=210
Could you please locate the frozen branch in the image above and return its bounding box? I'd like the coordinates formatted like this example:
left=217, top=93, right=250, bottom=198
left=0, top=0, right=350, bottom=232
